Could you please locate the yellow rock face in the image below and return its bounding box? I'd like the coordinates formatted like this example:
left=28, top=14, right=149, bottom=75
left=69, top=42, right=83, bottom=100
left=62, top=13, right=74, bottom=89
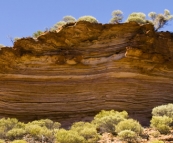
left=0, top=21, right=173, bottom=126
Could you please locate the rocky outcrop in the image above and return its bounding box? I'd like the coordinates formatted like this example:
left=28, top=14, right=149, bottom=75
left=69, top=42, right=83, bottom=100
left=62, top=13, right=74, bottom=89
left=0, top=21, right=173, bottom=126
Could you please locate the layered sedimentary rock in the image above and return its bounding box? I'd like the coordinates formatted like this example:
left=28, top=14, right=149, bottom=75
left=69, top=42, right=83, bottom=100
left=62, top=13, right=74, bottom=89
left=0, top=21, right=173, bottom=126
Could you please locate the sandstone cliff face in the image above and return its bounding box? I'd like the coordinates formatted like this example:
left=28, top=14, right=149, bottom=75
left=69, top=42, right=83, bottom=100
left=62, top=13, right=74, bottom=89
left=0, top=21, right=173, bottom=126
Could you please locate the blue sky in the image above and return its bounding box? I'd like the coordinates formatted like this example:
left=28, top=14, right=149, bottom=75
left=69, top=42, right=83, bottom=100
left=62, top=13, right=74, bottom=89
left=0, top=0, right=173, bottom=46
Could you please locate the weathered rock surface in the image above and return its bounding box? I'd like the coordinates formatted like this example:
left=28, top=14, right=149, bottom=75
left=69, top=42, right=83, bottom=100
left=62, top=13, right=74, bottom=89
left=0, top=21, right=173, bottom=126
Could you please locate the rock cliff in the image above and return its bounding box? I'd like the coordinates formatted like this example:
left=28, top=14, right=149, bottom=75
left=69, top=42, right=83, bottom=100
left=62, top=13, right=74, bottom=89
left=0, top=21, right=173, bottom=126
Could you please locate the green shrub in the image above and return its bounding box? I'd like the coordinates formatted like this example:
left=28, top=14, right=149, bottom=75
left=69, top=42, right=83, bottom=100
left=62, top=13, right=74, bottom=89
left=78, top=16, right=98, bottom=23
left=71, top=122, right=99, bottom=143
left=28, top=120, right=45, bottom=127
left=92, top=110, right=128, bottom=134
left=151, top=116, right=172, bottom=126
left=42, top=119, right=54, bottom=129
left=118, top=130, right=137, bottom=142
left=156, top=124, right=170, bottom=134
left=14, top=37, right=21, bottom=42
left=11, top=140, right=27, bottom=143
left=63, top=15, right=76, bottom=23
left=0, top=118, right=23, bottom=138
left=25, top=124, right=42, bottom=138
left=127, top=12, right=146, bottom=24
left=0, top=44, right=5, bottom=49
left=51, top=15, right=76, bottom=31
left=0, top=127, right=6, bottom=139
left=150, top=130, right=160, bottom=138
left=0, top=139, right=5, bottom=143
left=52, top=122, right=61, bottom=129
left=6, top=128, right=26, bottom=140
left=0, top=118, right=18, bottom=130
left=15, top=122, right=25, bottom=129
left=110, top=10, right=123, bottom=23
left=55, top=129, right=85, bottom=143
left=94, top=115, right=125, bottom=134
left=25, top=119, right=59, bottom=141
left=150, top=116, right=172, bottom=134
left=32, top=30, right=44, bottom=38
left=25, top=124, right=52, bottom=139
left=51, top=21, right=66, bottom=30
left=27, top=119, right=60, bottom=130
left=94, top=110, right=128, bottom=119
left=116, top=119, right=143, bottom=135
left=150, top=140, right=164, bottom=143
left=152, top=103, right=173, bottom=118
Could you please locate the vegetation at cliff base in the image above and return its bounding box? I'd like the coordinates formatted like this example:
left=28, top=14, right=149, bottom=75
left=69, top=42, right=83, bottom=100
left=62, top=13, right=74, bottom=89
left=0, top=103, right=172, bottom=142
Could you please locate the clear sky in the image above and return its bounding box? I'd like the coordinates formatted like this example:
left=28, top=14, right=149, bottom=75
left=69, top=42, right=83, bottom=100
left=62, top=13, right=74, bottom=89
left=0, top=0, right=173, bottom=46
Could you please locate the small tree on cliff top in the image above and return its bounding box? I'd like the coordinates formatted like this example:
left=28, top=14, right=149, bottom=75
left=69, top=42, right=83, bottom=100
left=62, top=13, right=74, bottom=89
left=51, top=21, right=66, bottom=30
left=78, top=15, right=98, bottom=23
left=63, top=15, right=76, bottom=23
left=126, top=12, right=147, bottom=24
left=110, top=10, right=123, bottom=23
left=33, top=30, right=44, bottom=38
left=148, top=9, right=173, bottom=31
left=51, top=15, right=76, bottom=30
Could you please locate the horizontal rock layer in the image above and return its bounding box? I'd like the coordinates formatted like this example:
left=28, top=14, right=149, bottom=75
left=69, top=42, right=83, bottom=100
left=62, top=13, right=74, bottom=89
left=0, top=21, right=173, bottom=126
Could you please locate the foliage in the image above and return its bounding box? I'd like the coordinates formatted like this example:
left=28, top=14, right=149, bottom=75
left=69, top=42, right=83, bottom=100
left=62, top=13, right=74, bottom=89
left=150, top=140, right=164, bottom=143
left=127, top=12, right=146, bottom=24
left=78, top=16, right=98, bottom=23
left=92, top=110, right=128, bottom=133
left=150, top=104, right=173, bottom=134
left=0, top=118, right=22, bottom=138
left=94, top=110, right=128, bottom=119
left=51, top=15, right=76, bottom=31
left=150, top=130, right=160, bottom=138
left=63, top=15, right=76, bottom=23
left=115, top=119, right=143, bottom=135
left=6, top=128, right=26, bottom=140
left=148, top=9, right=173, bottom=31
left=11, top=140, right=27, bottom=143
left=25, top=124, right=53, bottom=140
left=148, top=12, right=157, bottom=21
left=0, top=44, right=5, bottom=49
left=0, top=127, right=6, bottom=139
left=51, top=21, right=66, bottom=30
left=150, top=116, right=172, bottom=134
left=14, top=37, right=21, bottom=42
left=93, top=115, right=125, bottom=134
left=28, top=120, right=46, bottom=127
left=53, top=122, right=61, bottom=129
left=55, top=129, right=85, bottom=143
left=32, top=30, right=44, bottom=38
left=71, top=122, right=99, bottom=143
left=152, top=103, right=173, bottom=118
left=0, top=118, right=59, bottom=141
left=28, top=119, right=60, bottom=129
left=25, top=124, right=43, bottom=138
left=1, top=105, right=173, bottom=142
left=0, top=118, right=18, bottom=130
left=118, top=130, right=138, bottom=142
left=110, top=10, right=123, bottom=23
left=0, top=139, right=5, bottom=143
